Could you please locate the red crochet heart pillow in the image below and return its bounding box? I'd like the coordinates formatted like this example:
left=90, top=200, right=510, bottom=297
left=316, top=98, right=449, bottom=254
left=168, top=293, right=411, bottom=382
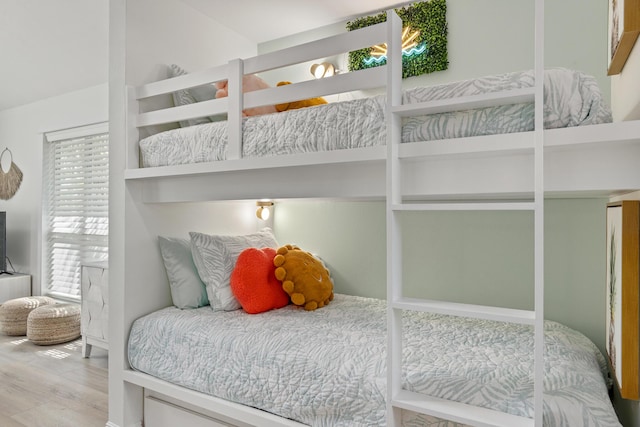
left=231, top=247, right=290, bottom=314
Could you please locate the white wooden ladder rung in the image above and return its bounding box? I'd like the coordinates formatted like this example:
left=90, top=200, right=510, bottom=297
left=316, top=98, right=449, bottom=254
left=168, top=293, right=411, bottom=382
left=392, top=297, right=535, bottom=325
left=392, top=202, right=535, bottom=211
left=398, top=131, right=535, bottom=159
left=392, top=390, right=534, bottom=427
left=391, top=87, right=535, bottom=118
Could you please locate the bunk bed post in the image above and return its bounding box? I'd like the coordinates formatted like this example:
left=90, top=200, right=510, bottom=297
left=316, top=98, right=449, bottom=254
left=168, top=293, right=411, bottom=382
left=386, top=8, right=403, bottom=427
left=227, top=58, right=244, bottom=160
left=109, top=0, right=142, bottom=425
left=533, top=0, right=545, bottom=425
left=126, top=85, right=140, bottom=170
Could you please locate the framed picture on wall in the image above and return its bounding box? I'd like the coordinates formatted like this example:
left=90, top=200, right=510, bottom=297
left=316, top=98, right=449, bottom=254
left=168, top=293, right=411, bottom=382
left=607, top=0, right=640, bottom=75
left=606, top=201, right=640, bottom=400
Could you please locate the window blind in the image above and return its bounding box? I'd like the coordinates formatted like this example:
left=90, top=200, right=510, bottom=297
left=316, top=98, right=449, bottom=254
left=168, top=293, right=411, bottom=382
left=43, top=124, right=108, bottom=299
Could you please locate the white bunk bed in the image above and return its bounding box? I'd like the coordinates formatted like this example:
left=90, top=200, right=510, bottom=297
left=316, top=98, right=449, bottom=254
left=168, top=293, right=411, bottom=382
left=110, top=1, right=639, bottom=427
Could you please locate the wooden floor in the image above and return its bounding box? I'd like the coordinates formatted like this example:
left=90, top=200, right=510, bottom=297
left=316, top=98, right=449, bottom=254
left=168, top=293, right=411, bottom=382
left=0, top=334, right=108, bottom=427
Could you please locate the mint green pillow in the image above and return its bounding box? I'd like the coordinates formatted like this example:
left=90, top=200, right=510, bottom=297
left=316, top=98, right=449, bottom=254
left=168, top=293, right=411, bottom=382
left=159, top=236, right=209, bottom=309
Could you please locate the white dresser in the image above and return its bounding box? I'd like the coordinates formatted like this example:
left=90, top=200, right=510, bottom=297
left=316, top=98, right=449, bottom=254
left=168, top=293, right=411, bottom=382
left=0, top=273, right=31, bottom=304
left=81, top=262, right=108, bottom=357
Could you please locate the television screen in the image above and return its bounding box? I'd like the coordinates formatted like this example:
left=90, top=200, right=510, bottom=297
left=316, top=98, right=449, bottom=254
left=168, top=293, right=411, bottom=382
left=0, top=212, right=6, bottom=273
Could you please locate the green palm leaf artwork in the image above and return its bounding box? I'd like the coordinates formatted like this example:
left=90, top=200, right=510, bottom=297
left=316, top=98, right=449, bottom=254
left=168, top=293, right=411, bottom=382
left=346, top=0, right=448, bottom=78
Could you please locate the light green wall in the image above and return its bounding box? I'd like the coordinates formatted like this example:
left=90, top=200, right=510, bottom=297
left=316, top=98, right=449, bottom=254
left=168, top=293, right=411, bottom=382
left=274, top=198, right=607, bottom=352
left=272, top=200, right=387, bottom=299
left=259, top=0, right=610, bottom=104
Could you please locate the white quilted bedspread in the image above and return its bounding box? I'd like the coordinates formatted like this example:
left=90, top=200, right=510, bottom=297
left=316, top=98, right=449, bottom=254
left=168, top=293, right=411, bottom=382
left=139, top=68, right=612, bottom=168
left=128, top=294, right=620, bottom=427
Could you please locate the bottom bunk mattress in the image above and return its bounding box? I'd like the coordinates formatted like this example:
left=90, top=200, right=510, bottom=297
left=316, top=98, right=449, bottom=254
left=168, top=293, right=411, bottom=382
left=139, top=68, right=612, bottom=168
left=127, top=294, right=620, bottom=426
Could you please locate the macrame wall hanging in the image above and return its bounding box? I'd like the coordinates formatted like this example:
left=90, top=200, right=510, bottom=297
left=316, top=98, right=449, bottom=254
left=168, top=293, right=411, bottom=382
left=0, top=148, right=23, bottom=200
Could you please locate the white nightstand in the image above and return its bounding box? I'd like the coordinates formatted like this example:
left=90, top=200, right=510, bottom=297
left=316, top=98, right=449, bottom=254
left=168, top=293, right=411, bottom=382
left=0, top=273, right=31, bottom=304
left=81, top=262, right=108, bottom=357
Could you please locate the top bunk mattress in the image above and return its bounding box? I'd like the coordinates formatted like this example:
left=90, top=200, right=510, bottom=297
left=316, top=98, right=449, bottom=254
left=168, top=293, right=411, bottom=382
left=139, top=68, right=612, bottom=168
left=128, top=293, right=620, bottom=427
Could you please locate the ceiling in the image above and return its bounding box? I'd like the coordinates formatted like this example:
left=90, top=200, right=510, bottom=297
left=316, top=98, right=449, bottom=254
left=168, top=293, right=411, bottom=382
left=0, top=0, right=407, bottom=112
left=181, top=0, right=410, bottom=44
left=0, top=0, right=109, bottom=111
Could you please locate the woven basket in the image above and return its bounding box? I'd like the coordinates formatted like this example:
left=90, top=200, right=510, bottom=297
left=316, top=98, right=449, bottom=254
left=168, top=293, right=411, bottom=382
left=27, top=303, right=81, bottom=345
left=0, top=296, right=57, bottom=336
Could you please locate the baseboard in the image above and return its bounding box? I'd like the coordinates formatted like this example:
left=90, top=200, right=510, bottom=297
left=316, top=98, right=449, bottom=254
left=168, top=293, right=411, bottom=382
left=107, top=422, right=143, bottom=427
left=105, top=422, right=142, bottom=427
left=106, top=422, right=140, bottom=427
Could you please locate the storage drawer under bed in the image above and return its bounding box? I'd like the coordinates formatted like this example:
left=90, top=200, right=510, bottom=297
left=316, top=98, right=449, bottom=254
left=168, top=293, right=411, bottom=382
left=144, top=395, right=238, bottom=427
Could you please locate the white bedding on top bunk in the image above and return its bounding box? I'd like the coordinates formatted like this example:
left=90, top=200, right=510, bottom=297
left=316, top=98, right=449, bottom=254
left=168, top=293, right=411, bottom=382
left=128, top=294, right=620, bottom=427
left=139, top=68, right=612, bottom=168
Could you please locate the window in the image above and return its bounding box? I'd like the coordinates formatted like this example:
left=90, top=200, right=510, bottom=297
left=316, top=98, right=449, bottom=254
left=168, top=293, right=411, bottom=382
left=43, top=123, right=108, bottom=300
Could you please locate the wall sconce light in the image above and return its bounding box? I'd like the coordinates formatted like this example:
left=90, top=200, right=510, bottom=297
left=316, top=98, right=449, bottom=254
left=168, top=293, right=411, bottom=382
left=310, top=62, right=336, bottom=79
left=256, top=201, right=274, bottom=221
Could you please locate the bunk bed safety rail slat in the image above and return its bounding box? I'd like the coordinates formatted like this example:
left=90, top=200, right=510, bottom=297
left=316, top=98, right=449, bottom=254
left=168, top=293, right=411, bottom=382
left=136, top=98, right=228, bottom=128
left=135, top=63, right=229, bottom=100
left=243, top=22, right=387, bottom=75
left=227, top=59, right=243, bottom=160
left=243, top=67, right=386, bottom=111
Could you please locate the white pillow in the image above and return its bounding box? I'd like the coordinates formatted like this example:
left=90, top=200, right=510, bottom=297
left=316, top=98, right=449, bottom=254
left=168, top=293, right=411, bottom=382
left=158, top=236, right=209, bottom=309
left=189, top=228, right=278, bottom=311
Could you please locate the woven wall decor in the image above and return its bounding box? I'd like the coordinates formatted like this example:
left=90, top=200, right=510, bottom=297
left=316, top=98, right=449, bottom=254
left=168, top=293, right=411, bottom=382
left=0, top=148, right=23, bottom=200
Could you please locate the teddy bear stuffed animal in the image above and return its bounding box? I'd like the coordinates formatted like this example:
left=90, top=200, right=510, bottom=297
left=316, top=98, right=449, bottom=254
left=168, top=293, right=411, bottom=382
left=274, top=81, right=327, bottom=112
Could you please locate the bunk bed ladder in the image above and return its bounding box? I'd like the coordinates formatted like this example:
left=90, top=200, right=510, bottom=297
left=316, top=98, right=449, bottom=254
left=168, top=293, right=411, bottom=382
left=385, top=1, right=544, bottom=425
